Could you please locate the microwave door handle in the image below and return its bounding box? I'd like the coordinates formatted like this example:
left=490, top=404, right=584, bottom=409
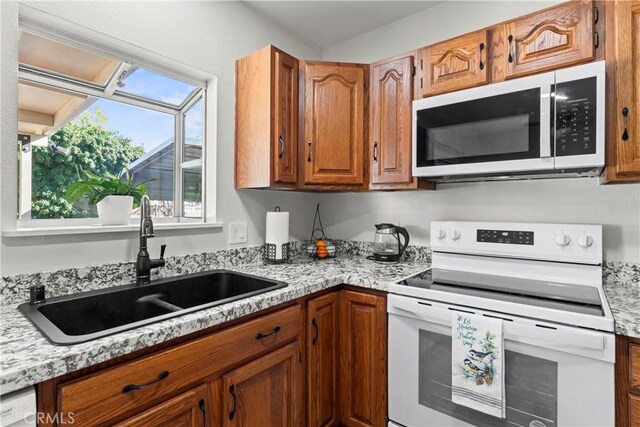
left=505, top=322, right=604, bottom=350
left=540, top=84, right=552, bottom=159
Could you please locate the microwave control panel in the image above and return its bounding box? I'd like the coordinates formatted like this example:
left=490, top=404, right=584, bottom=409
left=477, top=229, right=534, bottom=245
left=555, top=77, right=597, bottom=156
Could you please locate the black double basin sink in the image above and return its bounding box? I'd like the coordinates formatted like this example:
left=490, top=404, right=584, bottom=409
left=19, top=270, right=287, bottom=345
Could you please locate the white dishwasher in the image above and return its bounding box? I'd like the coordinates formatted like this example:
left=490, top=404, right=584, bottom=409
left=1, top=387, right=36, bottom=427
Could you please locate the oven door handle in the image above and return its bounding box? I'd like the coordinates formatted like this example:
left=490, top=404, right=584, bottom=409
left=390, top=298, right=453, bottom=326
left=505, top=323, right=604, bottom=350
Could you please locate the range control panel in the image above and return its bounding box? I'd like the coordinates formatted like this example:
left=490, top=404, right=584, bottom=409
left=477, top=229, right=533, bottom=245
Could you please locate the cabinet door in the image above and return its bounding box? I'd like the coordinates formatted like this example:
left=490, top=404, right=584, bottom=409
left=114, top=384, right=209, bottom=427
left=340, top=291, right=387, bottom=427
left=505, top=0, right=594, bottom=78
left=273, top=50, right=298, bottom=185
left=417, top=30, right=488, bottom=97
left=307, top=292, right=340, bottom=427
left=605, top=1, right=640, bottom=181
left=302, top=62, right=366, bottom=186
left=222, top=342, right=301, bottom=427
left=370, top=55, right=414, bottom=187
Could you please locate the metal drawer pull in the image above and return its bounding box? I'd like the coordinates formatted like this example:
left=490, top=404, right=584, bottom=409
left=508, top=35, right=514, bottom=63
left=256, top=325, right=281, bottom=339
left=278, top=135, right=285, bottom=159
left=622, top=107, right=630, bottom=141
left=373, top=141, right=378, bottom=163
left=199, top=399, right=206, bottom=427
left=479, top=43, right=485, bottom=70
left=312, top=318, right=319, bottom=345
left=229, top=384, right=236, bottom=420
left=122, top=370, right=169, bottom=393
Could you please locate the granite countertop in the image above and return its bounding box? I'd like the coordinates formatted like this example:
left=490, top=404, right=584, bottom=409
left=0, top=255, right=429, bottom=394
left=603, top=262, right=640, bottom=339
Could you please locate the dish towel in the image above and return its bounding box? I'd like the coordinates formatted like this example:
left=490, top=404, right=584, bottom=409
left=451, top=312, right=505, bottom=419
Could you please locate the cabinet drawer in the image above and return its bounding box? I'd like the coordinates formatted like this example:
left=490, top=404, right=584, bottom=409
left=58, top=305, right=300, bottom=426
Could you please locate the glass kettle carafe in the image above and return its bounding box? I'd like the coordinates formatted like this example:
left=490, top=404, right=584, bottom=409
left=373, top=223, right=410, bottom=262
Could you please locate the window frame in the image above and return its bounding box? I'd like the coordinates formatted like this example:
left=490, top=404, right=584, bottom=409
left=14, top=17, right=217, bottom=229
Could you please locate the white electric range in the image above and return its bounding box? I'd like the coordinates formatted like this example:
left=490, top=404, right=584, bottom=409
left=387, top=221, right=615, bottom=427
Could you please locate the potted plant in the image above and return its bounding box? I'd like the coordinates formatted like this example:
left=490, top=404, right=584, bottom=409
left=65, top=170, right=154, bottom=225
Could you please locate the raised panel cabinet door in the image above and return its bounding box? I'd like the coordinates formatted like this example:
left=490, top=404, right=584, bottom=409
left=307, top=292, right=340, bottom=427
left=418, top=29, right=488, bottom=97
left=631, top=394, right=640, bottom=426
left=302, top=62, right=366, bottom=186
left=505, top=0, right=594, bottom=78
left=606, top=0, right=640, bottom=180
left=273, top=50, right=299, bottom=185
left=114, top=384, right=209, bottom=427
left=340, top=291, right=387, bottom=427
left=221, top=342, right=301, bottom=427
left=370, top=55, right=414, bottom=186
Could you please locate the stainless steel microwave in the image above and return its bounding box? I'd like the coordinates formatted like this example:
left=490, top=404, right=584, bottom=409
left=412, top=61, right=605, bottom=181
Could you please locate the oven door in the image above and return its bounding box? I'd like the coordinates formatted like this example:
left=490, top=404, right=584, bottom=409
left=387, top=294, right=615, bottom=427
left=412, top=72, right=554, bottom=178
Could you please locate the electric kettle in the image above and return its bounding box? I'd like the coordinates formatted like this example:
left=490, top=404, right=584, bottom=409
left=373, top=223, right=410, bottom=262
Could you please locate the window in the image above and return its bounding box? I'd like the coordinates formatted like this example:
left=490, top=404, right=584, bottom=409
left=17, top=29, right=208, bottom=223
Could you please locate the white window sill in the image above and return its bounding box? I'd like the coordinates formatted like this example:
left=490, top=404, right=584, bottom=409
left=3, top=221, right=223, bottom=237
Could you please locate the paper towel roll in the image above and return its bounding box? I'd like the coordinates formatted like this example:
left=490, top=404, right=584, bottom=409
left=266, top=211, right=289, bottom=259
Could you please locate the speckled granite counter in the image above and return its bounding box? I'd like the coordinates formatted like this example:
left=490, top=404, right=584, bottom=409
left=0, top=255, right=429, bottom=394
left=603, top=262, right=640, bottom=339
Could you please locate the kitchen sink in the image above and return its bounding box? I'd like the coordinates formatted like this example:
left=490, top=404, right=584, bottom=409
left=19, top=270, right=287, bottom=345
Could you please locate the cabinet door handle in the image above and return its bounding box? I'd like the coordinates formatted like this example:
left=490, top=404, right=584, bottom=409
left=622, top=107, right=630, bottom=141
left=199, top=399, right=206, bottom=427
left=312, top=318, right=319, bottom=345
left=229, top=384, right=236, bottom=421
left=256, top=325, right=281, bottom=339
left=278, top=135, right=285, bottom=159
left=373, top=141, right=378, bottom=163
left=479, top=43, right=485, bottom=70
left=508, top=35, right=514, bottom=63
left=307, top=140, right=312, bottom=162
left=122, top=370, right=169, bottom=393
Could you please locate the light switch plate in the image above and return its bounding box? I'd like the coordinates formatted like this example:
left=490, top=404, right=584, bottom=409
left=228, top=221, right=247, bottom=244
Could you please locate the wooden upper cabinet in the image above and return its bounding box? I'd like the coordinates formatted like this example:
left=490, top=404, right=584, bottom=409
left=504, top=0, right=595, bottom=78
left=340, top=290, right=387, bottom=427
left=221, top=342, right=301, bottom=427
left=301, top=61, right=367, bottom=187
left=307, top=292, right=340, bottom=427
left=273, top=50, right=299, bottom=185
left=235, top=45, right=298, bottom=189
left=604, top=0, right=640, bottom=182
left=369, top=54, right=415, bottom=188
left=114, top=385, right=209, bottom=427
left=417, top=30, right=489, bottom=97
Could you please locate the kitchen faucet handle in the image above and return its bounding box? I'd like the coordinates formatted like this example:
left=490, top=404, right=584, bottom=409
left=160, top=244, right=167, bottom=259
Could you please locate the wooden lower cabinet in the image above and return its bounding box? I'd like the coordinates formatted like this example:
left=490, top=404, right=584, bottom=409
left=615, top=335, right=640, bottom=427
left=306, top=289, right=387, bottom=427
left=307, top=292, right=341, bottom=426
left=115, top=384, right=209, bottom=427
left=38, top=288, right=389, bottom=427
left=221, top=341, right=301, bottom=426
left=339, top=290, right=387, bottom=427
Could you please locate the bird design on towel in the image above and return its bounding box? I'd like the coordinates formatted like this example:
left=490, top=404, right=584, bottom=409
left=459, top=331, right=498, bottom=386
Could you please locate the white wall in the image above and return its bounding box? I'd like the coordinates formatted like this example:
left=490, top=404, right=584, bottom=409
left=319, top=0, right=640, bottom=263
left=0, top=1, right=321, bottom=276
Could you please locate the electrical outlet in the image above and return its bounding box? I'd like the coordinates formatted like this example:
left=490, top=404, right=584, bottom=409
left=229, top=222, right=247, bottom=244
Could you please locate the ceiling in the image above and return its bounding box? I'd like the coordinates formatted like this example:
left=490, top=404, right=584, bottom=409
left=243, top=1, right=444, bottom=49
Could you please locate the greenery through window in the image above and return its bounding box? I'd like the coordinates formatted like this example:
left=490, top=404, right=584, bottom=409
left=17, top=29, right=205, bottom=221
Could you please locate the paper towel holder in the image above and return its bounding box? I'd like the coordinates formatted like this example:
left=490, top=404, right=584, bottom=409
left=263, top=242, right=292, bottom=265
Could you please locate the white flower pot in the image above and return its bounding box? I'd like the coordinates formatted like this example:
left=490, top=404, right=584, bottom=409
left=96, top=195, right=134, bottom=225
